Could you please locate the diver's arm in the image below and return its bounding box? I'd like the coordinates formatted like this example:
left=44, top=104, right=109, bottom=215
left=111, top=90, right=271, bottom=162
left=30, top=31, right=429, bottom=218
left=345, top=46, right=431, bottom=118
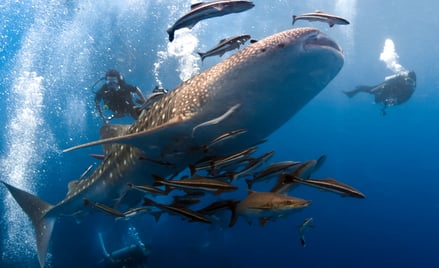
left=133, top=86, right=146, bottom=104
left=94, top=91, right=106, bottom=122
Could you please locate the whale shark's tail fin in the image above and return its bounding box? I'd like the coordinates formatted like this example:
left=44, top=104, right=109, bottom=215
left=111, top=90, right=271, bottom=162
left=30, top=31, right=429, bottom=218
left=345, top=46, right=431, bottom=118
left=1, top=181, right=55, bottom=268
left=343, top=85, right=373, bottom=98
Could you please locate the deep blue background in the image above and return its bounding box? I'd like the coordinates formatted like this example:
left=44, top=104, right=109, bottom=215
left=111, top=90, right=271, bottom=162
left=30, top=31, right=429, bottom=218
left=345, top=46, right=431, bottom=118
left=1, top=1, right=438, bottom=267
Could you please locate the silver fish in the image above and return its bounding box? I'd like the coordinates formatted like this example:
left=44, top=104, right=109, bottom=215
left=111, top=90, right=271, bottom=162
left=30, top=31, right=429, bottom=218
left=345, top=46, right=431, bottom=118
left=167, top=0, right=255, bottom=42
left=153, top=174, right=238, bottom=195
left=2, top=27, right=343, bottom=267
left=246, top=161, right=300, bottom=189
left=293, top=10, right=350, bottom=28
left=143, top=197, right=212, bottom=224
left=270, top=155, right=326, bottom=194
left=190, top=146, right=257, bottom=175
left=202, top=128, right=247, bottom=152
left=286, top=175, right=365, bottom=199
left=198, top=34, right=251, bottom=61
left=298, top=217, right=314, bottom=247
left=83, top=198, right=125, bottom=218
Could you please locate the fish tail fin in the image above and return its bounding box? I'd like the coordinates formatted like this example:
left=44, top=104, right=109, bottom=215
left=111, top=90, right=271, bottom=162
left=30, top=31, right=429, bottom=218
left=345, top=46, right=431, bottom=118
left=166, top=28, right=174, bottom=42
left=163, top=185, right=173, bottom=195
left=143, top=197, right=156, bottom=207
left=314, top=154, right=327, bottom=172
left=189, top=164, right=197, bottom=176
left=228, top=200, right=240, bottom=228
left=151, top=211, right=162, bottom=222
left=292, top=15, right=297, bottom=25
left=300, top=236, right=306, bottom=247
left=2, top=181, right=55, bottom=268
left=245, top=179, right=253, bottom=189
left=152, top=174, right=165, bottom=187
left=283, top=174, right=301, bottom=184
left=197, top=52, right=206, bottom=62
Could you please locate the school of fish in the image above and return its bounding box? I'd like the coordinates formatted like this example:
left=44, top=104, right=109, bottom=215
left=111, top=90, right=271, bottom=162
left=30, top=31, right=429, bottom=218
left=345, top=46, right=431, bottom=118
left=1, top=1, right=360, bottom=267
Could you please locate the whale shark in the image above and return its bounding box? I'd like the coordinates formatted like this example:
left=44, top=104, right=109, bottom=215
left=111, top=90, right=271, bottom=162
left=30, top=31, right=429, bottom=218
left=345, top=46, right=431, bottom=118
left=1, top=27, right=343, bottom=267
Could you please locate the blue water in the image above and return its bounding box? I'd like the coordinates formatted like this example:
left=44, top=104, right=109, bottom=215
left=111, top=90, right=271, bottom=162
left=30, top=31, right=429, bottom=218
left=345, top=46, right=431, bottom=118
left=1, top=1, right=438, bottom=267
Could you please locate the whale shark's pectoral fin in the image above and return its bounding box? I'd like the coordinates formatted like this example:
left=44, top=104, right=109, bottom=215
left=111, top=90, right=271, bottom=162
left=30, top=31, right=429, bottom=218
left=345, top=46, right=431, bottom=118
left=63, top=118, right=185, bottom=153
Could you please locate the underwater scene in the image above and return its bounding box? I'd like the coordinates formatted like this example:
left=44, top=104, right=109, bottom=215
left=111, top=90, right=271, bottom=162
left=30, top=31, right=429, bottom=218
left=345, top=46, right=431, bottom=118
left=0, top=1, right=438, bottom=267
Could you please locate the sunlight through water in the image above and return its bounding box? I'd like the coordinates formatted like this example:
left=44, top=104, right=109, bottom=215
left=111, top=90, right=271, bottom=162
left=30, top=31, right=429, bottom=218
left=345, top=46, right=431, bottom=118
left=334, top=0, right=356, bottom=53
left=1, top=71, right=47, bottom=262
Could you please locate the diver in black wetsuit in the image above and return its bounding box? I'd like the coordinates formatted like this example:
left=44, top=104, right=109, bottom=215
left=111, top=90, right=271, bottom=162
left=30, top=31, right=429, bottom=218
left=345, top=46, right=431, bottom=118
left=344, top=71, right=416, bottom=115
left=97, top=226, right=150, bottom=268
left=95, top=69, right=146, bottom=123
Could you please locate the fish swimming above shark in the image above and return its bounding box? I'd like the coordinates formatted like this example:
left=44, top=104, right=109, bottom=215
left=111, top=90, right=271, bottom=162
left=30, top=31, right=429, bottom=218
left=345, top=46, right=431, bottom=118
left=167, top=0, right=255, bottom=42
left=293, top=10, right=350, bottom=28
left=1, top=27, right=343, bottom=267
left=198, top=34, right=251, bottom=62
left=284, top=175, right=365, bottom=199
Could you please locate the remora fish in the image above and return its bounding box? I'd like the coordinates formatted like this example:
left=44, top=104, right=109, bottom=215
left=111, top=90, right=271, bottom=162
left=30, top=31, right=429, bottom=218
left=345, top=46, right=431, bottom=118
left=285, top=175, right=365, bottom=199
left=202, top=128, right=247, bottom=152
left=292, top=10, right=350, bottom=28
left=189, top=146, right=257, bottom=175
left=298, top=217, right=314, bottom=247
left=143, top=197, right=212, bottom=224
left=270, top=155, right=326, bottom=194
left=167, top=0, right=255, bottom=42
left=246, top=161, right=300, bottom=189
left=152, top=174, right=238, bottom=195
left=1, top=27, right=343, bottom=267
left=198, top=34, right=251, bottom=61
left=232, top=191, right=311, bottom=226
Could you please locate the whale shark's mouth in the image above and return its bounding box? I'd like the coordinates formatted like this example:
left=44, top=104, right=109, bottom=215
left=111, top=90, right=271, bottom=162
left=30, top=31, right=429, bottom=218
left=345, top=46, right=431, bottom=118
left=303, top=31, right=343, bottom=54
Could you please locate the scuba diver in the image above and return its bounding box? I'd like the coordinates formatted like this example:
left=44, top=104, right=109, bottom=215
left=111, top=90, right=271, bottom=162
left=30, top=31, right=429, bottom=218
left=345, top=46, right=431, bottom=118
left=95, top=69, right=146, bottom=123
left=97, top=225, right=151, bottom=268
left=343, top=71, right=416, bottom=115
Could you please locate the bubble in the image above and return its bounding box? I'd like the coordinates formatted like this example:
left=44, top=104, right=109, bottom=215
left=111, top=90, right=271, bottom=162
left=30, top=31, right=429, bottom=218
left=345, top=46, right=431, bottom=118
left=379, top=38, right=407, bottom=74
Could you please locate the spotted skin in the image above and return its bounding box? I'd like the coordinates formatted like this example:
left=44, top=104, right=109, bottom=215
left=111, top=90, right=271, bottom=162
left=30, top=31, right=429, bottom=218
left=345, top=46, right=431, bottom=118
left=1, top=27, right=344, bottom=268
